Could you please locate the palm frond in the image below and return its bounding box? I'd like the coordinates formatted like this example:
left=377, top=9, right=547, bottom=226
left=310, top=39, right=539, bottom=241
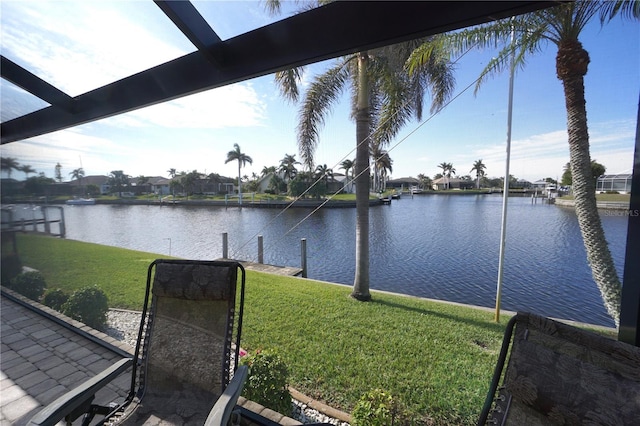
left=263, top=0, right=282, bottom=16
left=297, top=59, right=351, bottom=170
left=275, top=67, right=304, bottom=103
left=599, top=0, right=640, bottom=22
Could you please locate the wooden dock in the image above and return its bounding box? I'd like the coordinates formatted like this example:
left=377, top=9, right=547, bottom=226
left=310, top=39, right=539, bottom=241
left=217, top=259, right=303, bottom=277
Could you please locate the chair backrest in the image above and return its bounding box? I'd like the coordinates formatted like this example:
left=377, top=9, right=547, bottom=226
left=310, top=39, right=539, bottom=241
left=481, top=312, right=640, bottom=425
left=133, top=260, right=245, bottom=401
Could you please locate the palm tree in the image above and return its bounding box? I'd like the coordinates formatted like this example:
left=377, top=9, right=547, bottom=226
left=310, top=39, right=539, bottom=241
left=1, top=157, right=20, bottom=179
left=107, top=170, right=130, bottom=198
left=371, top=144, right=393, bottom=192
left=437, top=162, right=449, bottom=189
left=470, top=159, right=487, bottom=189
left=270, top=2, right=454, bottom=300
left=167, top=168, right=177, bottom=179
left=417, top=173, right=432, bottom=190
left=55, top=163, right=63, bottom=182
left=69, top=168, right=85, bottom=188
left=261, top=165, right=276, bottom=178
left=446, top=163, right=456, bottom=178
left=19, top=164, right=36, bottom=179
left=137, top=175, right=149, bottom=194
left=340, top=159, right=354, bottom=192
left=410, top=1, right=638, bottom=323
left=315, top=164, right=333, bottom=184
left=225, top=143, right=253, bottom=205
left=278, top=154, right=300, bottom=183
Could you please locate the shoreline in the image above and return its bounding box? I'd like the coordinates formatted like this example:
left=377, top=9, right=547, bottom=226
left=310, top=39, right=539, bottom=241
left=554, top=197, right=631, bottom=210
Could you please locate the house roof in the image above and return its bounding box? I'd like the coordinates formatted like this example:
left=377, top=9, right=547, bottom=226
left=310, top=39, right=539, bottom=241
left=598, top=174, right=633, bottom=179
left=432, top=177, right=471, bottom=184
left=387, top=177, right=420, bottom=184
left=68, top=175, right=108, bottom=186
left=147, top=176, right=172, bottom=185
left=1, top=1, right=557, bottom=145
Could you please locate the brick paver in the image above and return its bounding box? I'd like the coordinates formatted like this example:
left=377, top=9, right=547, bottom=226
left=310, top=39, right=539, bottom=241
left=0, top=292, right=131, bottom=426
left=0, top=289, right=322, bottom=426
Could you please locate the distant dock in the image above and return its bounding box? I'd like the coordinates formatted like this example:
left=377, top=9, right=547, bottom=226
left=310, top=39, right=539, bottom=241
left=217, top=259, right=303, bottom=277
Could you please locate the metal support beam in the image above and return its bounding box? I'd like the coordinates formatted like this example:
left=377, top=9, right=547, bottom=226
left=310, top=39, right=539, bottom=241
left=618, top=94, right=640, bottom=346
left=154, top=0, right=223, bottom=66
left=0, top=55, right=74, bottom=112
left=1, top=1, right=556, bottom=144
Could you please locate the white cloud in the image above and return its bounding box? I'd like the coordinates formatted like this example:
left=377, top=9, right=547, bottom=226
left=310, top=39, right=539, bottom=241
left=108, top=83, right=267, bottom=129
left=1, top=1, right=190, bottom=96
left=0, top=128, right=124, bottom=178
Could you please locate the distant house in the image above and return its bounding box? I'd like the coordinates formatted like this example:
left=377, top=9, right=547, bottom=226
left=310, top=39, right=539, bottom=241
left=329, top=173, right=348, bottom=194
left=597, top=174, right=632, bottom=194
left=387, top=177, right=420, bottom=192
left=531, top=180, right=548, bottom=191
left=147, top=176, right=172, bottom=195
left=255, top=172, right=287, bottom=194
left=200, top=175, right=236, bottom=195
left=69, top=175, right=109, bottom=194
left=432, top=177, right=474, bottom=190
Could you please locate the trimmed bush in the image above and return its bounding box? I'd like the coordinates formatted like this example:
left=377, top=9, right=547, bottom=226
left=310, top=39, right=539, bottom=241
left=352, top=389, right=410, bottom=426
left=240, top=349, right=291, bottom=415
left=62, top=286, right=109, bottom=330
left=8, top=270, right=46, bottom=301
left=43, top=288, right=69, bottom=311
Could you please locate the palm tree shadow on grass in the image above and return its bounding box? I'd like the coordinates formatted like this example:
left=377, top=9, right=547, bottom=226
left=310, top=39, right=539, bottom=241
left=370, top=298, right=509, bottom=334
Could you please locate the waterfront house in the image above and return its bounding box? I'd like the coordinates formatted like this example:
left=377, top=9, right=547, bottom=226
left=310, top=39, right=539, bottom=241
left=69, top=175, right=109, bottom=195
left=147, top=176, right=172, bottom=195
left=387, top=177, right=420, bottom=192
left=432, top=177, right=474, bottom=190
left=597, top=174, right=632, bottom=194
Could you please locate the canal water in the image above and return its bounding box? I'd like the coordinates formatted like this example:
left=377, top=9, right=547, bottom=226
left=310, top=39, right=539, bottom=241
left=24, top=194, right=630, bottom=327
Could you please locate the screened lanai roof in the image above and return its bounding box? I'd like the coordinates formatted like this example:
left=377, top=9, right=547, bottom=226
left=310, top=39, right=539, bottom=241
left=0, top=1, right=560, bottom=144
left=1, top=1, right=639, bottom=344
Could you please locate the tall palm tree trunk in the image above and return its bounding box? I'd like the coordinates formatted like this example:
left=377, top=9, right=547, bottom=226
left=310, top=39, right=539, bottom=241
left=352, top=52, right=371, bottom=301
left=238, top=163, right=243, bottom=206
left=558, top=40, right=621, bottom=324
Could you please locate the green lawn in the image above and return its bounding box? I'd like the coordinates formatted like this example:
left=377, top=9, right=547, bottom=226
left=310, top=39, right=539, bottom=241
left=13, top=233, right=508, bottom=425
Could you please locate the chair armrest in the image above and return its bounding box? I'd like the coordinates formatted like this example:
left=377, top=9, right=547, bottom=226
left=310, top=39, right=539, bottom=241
left=205, top=365, right=249, bottom=426
left=28, top=357, right=133, bottom=426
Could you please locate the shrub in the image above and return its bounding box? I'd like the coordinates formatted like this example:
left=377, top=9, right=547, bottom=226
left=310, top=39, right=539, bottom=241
left=8, top=270, right=46, bottom=301
left=1, top=254, right=22, bottom=286
left=352, top=389, right=410, bottom=426
left=43, top=288, right=69, bottom=311
left=62, top=286, right=109, bottom=330
left=240, top=349, right=291, bottom=415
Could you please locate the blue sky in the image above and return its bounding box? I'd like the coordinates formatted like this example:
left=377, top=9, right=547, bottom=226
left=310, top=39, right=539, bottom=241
left=1, top=1, right=638, bottom=183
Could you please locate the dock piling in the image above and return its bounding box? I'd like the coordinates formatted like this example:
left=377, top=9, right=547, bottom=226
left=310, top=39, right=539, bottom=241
left=222, top=232, right=228, bottom=259
left=301, top=238, right=307, bottom=278
left=258, top=235, right=264, bottom=264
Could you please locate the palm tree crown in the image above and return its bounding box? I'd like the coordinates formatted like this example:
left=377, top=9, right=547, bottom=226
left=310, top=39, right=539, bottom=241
left=278, top=154, right=300, bottom=182
left=1, top=157, right=20, bottom=179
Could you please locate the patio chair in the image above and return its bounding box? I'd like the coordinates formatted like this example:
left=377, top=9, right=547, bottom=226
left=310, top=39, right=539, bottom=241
left=29, top=259, right=247, bottom=426
left=478, top=312, right=640, bottom=425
